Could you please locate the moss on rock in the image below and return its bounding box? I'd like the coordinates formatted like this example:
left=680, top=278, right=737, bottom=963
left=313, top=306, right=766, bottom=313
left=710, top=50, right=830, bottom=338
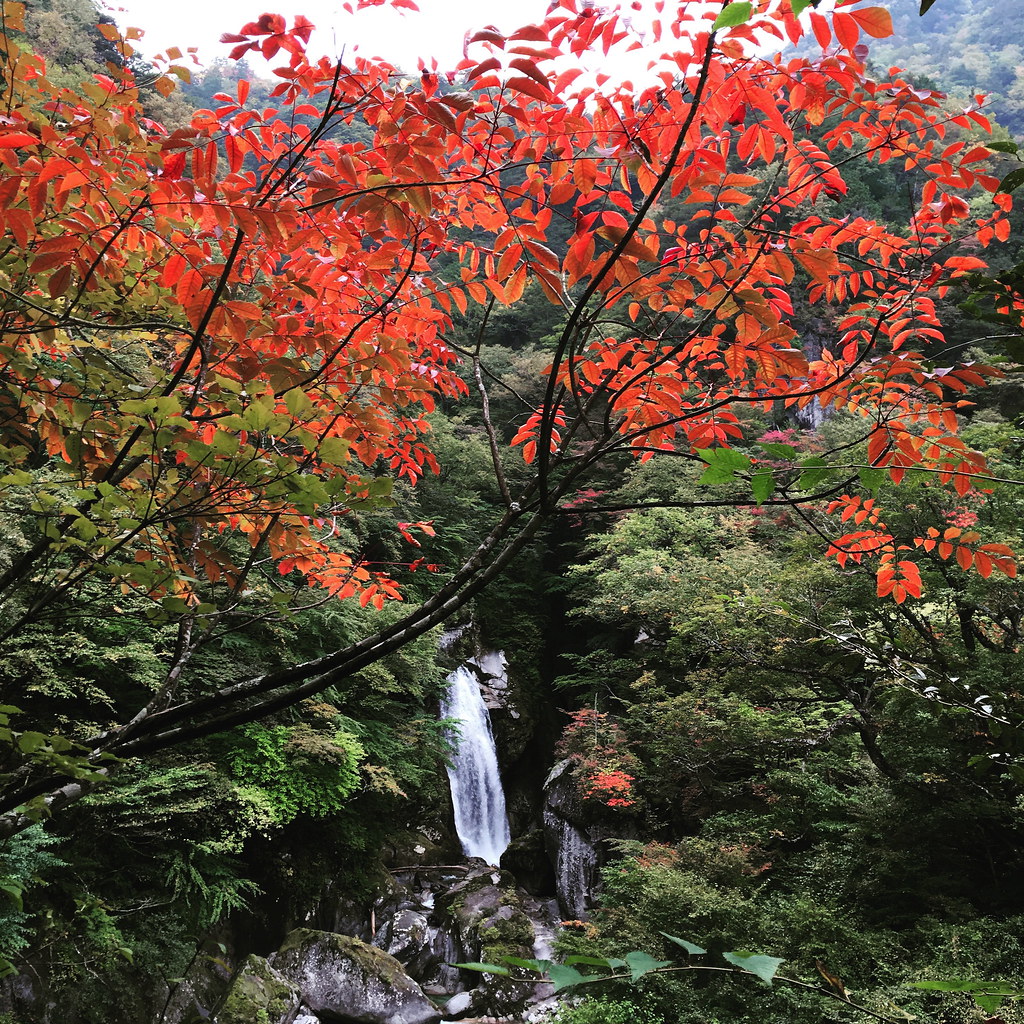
left=216, top=955, right=300, bottom=1024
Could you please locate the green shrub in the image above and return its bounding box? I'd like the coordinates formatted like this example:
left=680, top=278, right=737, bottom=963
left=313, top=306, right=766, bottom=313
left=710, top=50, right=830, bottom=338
left=226, top=722, right=364, bottom=825
left=0, top=824, right=64, bottom=964
left=551, top=996, right=663, bottom=1024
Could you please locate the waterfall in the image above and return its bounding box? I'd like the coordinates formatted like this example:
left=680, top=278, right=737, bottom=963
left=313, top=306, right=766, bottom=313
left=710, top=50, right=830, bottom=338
left=441, top=661, right=511, bottom=866
left=543, top=760, right=599, bottom=919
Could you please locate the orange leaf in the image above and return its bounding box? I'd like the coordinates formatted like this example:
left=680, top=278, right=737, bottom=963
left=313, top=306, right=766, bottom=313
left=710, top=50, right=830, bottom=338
left=899, top=560, right=922, bottom=599
left=505, top=263, right=527, bottom=304
left=849, top=6, right=893, bottom=38
left=810, top=11, right=831, bottom=47
left=0, top=132, right=39, bottom=148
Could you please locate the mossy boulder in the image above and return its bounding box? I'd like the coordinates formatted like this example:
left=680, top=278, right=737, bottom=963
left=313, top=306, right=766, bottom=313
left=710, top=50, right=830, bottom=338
left=216, top=955, right=300, bottom=1024
left=477, top=902, right=534, bottom=963
left=271, top=929, right=440, bottom=1024
left=434, top=867, right=536, bottom=1019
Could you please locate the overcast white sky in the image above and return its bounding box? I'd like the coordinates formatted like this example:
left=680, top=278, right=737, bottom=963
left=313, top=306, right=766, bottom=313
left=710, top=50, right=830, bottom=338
left=106, top=0, right=552, bottom=70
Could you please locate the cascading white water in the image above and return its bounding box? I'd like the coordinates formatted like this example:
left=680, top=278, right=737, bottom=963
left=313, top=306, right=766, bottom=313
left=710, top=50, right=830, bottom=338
left=441, top=662, right=511, bottom=866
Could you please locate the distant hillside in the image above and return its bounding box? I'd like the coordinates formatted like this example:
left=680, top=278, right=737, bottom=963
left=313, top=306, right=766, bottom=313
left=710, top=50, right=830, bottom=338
left=868, top=0, right=1024, bottom=135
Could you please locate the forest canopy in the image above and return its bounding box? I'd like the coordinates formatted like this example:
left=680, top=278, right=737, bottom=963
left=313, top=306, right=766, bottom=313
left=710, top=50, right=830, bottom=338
left=0, top=0, right=1020, bottom=831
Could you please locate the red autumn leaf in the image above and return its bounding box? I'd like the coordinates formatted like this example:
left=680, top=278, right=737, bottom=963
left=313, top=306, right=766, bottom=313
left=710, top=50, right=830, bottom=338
left=0, top=132, right=39, bottom=148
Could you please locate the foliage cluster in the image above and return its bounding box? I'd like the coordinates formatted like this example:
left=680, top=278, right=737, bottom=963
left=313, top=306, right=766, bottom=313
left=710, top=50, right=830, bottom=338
left=541, top=415, right=1024, bottom=1023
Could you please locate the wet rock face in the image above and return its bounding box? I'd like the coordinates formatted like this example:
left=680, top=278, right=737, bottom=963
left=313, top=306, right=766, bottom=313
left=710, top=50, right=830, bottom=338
left=500, top=828, right=556, bottom=896
left=376, top=908, right=430, bottom=963
left=370, top=868, right=469, bottom=992
left=271, top=929, right=441, bottom=1024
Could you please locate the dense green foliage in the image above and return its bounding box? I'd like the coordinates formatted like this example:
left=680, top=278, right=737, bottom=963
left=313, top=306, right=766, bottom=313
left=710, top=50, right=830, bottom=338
left=541, top=413, right=1024, bottom=1023
left=550, top=995, right=664, bottom=1024
left=875, top=0, right=1024, bottom=135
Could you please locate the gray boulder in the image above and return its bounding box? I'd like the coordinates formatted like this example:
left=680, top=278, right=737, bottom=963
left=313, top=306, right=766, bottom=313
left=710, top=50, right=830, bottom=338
left=272, top=928, right=441, bottom=1024
left=374, top=908, right=430, bottom=962
left=443, top=991, right=473, bottom=1017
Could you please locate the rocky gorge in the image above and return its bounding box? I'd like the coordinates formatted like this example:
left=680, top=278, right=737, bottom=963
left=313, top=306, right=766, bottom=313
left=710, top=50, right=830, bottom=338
left=155, top=637, right=606, bottom=1024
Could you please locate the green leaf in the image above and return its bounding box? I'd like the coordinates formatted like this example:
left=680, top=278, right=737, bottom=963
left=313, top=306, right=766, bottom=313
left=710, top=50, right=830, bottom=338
left=660, top=933, right=706, bottom=955
left=120, top=395, right=184, bottom=422
left=211, top=373, right=244, bottom=394
left=73, top=516, right=97, bottom=541
left=565, top=955, right=617, bottom=969
left=750, top=470, right=775, bottom=504
left=1000, top=336, right=1024, bottom=364
left=318, top=437, right=350, bottom=466
left=858, top=467, right=886, bottom=493
left=986, top=140, right=1020, bottom=154
left=723, top=951, right=784, bottom=985
left=0, top=469, right=33, bottom=486
left=0, top=882, right=24, bottom=910
left=976, top=992, right=1009, bottom=1013
left=911, top=979, right=1022, bottom=1012
left=996, top=167, right=1024, bottom=194
left=758, top=442, right=798, bottom=460
left=547, top=963, right=594, bottom=991
left=17, top=731, right=48, bottom=754
left=791, top=0, right=814, bottom=13
left=797, top=455, right=831, bottom=491
left=453, top=961, right=511, bottom=976
left=243, top=395, right=277, bottom=432
left=502, top=956, right=547, bottom=972
left=698, top=448, right=752, bottom=485
left=284, top=388, right=314, bottom=417
left=713, top=1, right=752, bottom=29
left=624, top=950, right=673, bottom=982
left=207, top=431, right=240, bottom=457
